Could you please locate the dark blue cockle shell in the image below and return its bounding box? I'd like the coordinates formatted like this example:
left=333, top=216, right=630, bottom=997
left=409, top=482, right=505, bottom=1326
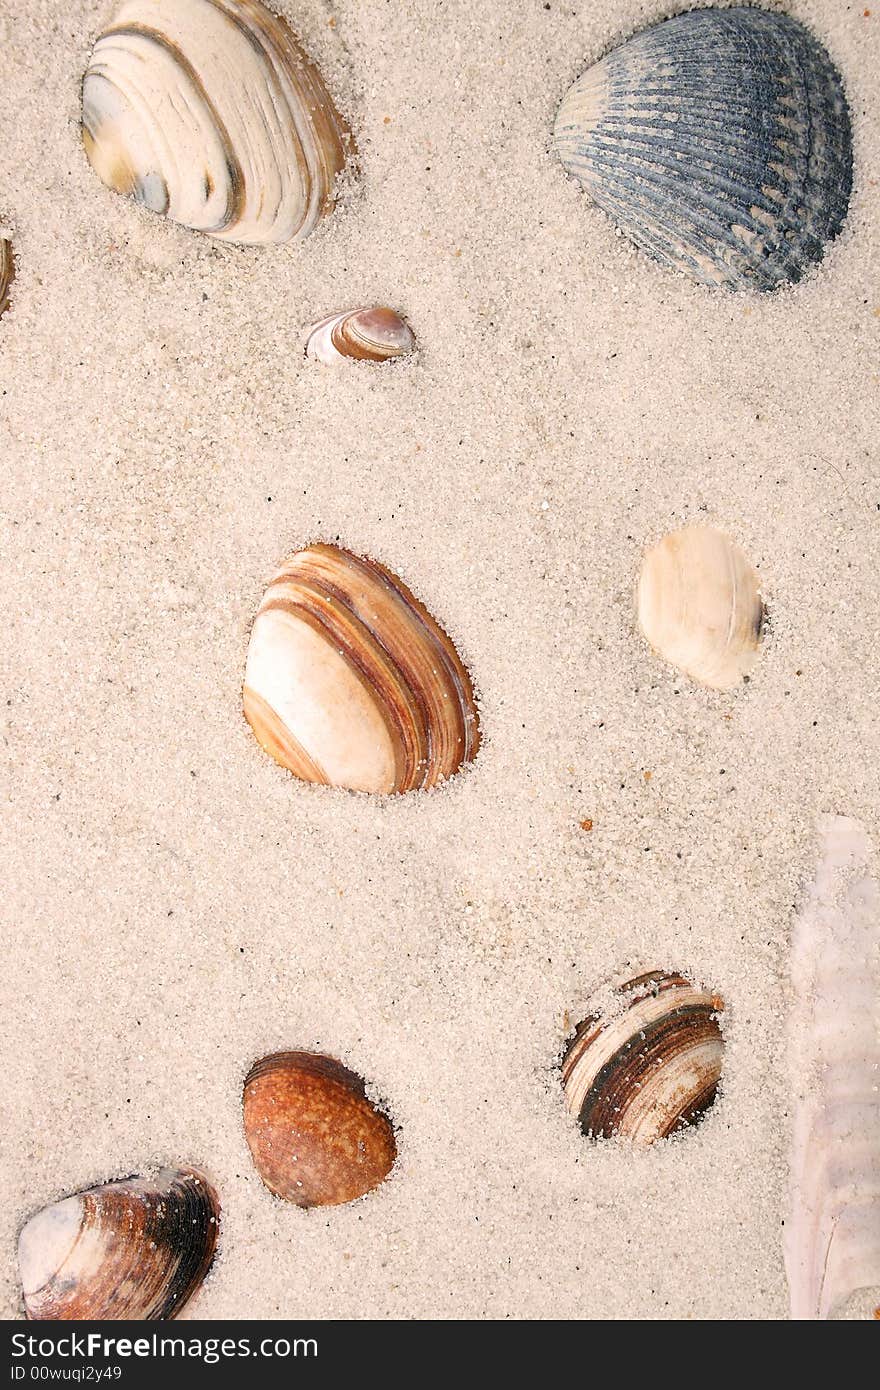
left=553, top=7, right=853, bottom=291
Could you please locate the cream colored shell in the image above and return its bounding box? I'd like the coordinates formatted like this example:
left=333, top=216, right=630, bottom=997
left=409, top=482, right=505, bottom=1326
left=637, top=526, right=764, bottom=689
left=82, top=0, right=353, bottom=244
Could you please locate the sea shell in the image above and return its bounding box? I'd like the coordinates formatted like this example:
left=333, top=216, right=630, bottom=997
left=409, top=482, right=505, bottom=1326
left=243, top=1051, right=397, bottom=1207
left=82, top=0, right=353, bottom=245
left=785, top=816, right=880, bottom=1320
left=18, top=1167, right=219, bottom=1320
left=637, top=526, right=764, bottom=690
left=561, top=970, right=724, bottom=1144
left=305, top=307, right=415, bottom=364
left=553, top=7, right=853, bottom=291
left=0, top=235, right=13, bottom=316
left=243, top=543, right=480, bottom=794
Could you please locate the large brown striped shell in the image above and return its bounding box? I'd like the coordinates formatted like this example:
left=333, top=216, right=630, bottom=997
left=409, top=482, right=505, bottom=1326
left=18, top=1168, right=219, bottom=1320
left=82, top=0, right=354, bottom=245
left=243, top=543, right=480, bottom=794
left=561, top=971, right=724, bottom=1144
left=0, top=236, right=13, bottom=317
left=305, top=307, right=415, bottom=364
left=243, top=1051, right=397, bottom=1207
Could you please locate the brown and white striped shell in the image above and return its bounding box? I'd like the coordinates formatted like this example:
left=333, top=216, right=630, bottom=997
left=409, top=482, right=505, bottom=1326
left=243, top=1051, right=397, bottom=1207
left=561, top=971, right=724, bottom=1144
left=18, top=1168, right=219, bottom=1320
left=0, top=235, right=13, bottom=317
left=82, top=0, right=354, bottom=245
left=305, top=307, right=415, bottom=364
left=243, top=543, right=480, bottom=794
left=637, top=526, right=764, bottom=690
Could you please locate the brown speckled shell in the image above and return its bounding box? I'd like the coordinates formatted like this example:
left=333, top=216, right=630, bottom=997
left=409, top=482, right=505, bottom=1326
left=243, top=1051, right=397, bottom=1207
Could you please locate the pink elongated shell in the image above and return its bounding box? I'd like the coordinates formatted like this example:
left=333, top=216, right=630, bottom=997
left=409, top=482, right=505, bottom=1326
left=786, top=817, right=880, bottom=1320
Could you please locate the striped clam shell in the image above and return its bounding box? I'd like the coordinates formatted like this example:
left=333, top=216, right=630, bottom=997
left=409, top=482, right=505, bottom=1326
left=786, top=817, right=880, bottom=1320
left=553, top=7, right=853, bottom=291
left=82, top=0, right=353, bottom=245
left=305, top=306, right=415, bottom=364
left=637, top=526, right=764, bottom=690
left=243, top=543, right=480, bottom=794
left=0, top=235, right=13, bottom=317
left=243, top=1051, right=397, bottom=1207
left=561, top=971, right=724, bottom=1144
left=18, top=1168, right=219, bottom=1320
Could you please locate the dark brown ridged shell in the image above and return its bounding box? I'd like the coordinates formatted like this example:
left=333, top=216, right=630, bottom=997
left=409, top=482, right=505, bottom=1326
left=18, top=1168, right=219, bottom=1320
left=0, top=237, right=13, bottom=317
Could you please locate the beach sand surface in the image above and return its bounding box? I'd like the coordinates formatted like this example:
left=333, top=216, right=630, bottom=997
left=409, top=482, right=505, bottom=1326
left=1, top=0, right=878, bottom=1320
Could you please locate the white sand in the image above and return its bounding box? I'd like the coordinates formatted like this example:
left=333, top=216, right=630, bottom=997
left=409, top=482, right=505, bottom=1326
left=1, top=0, right=878, bottom=1320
